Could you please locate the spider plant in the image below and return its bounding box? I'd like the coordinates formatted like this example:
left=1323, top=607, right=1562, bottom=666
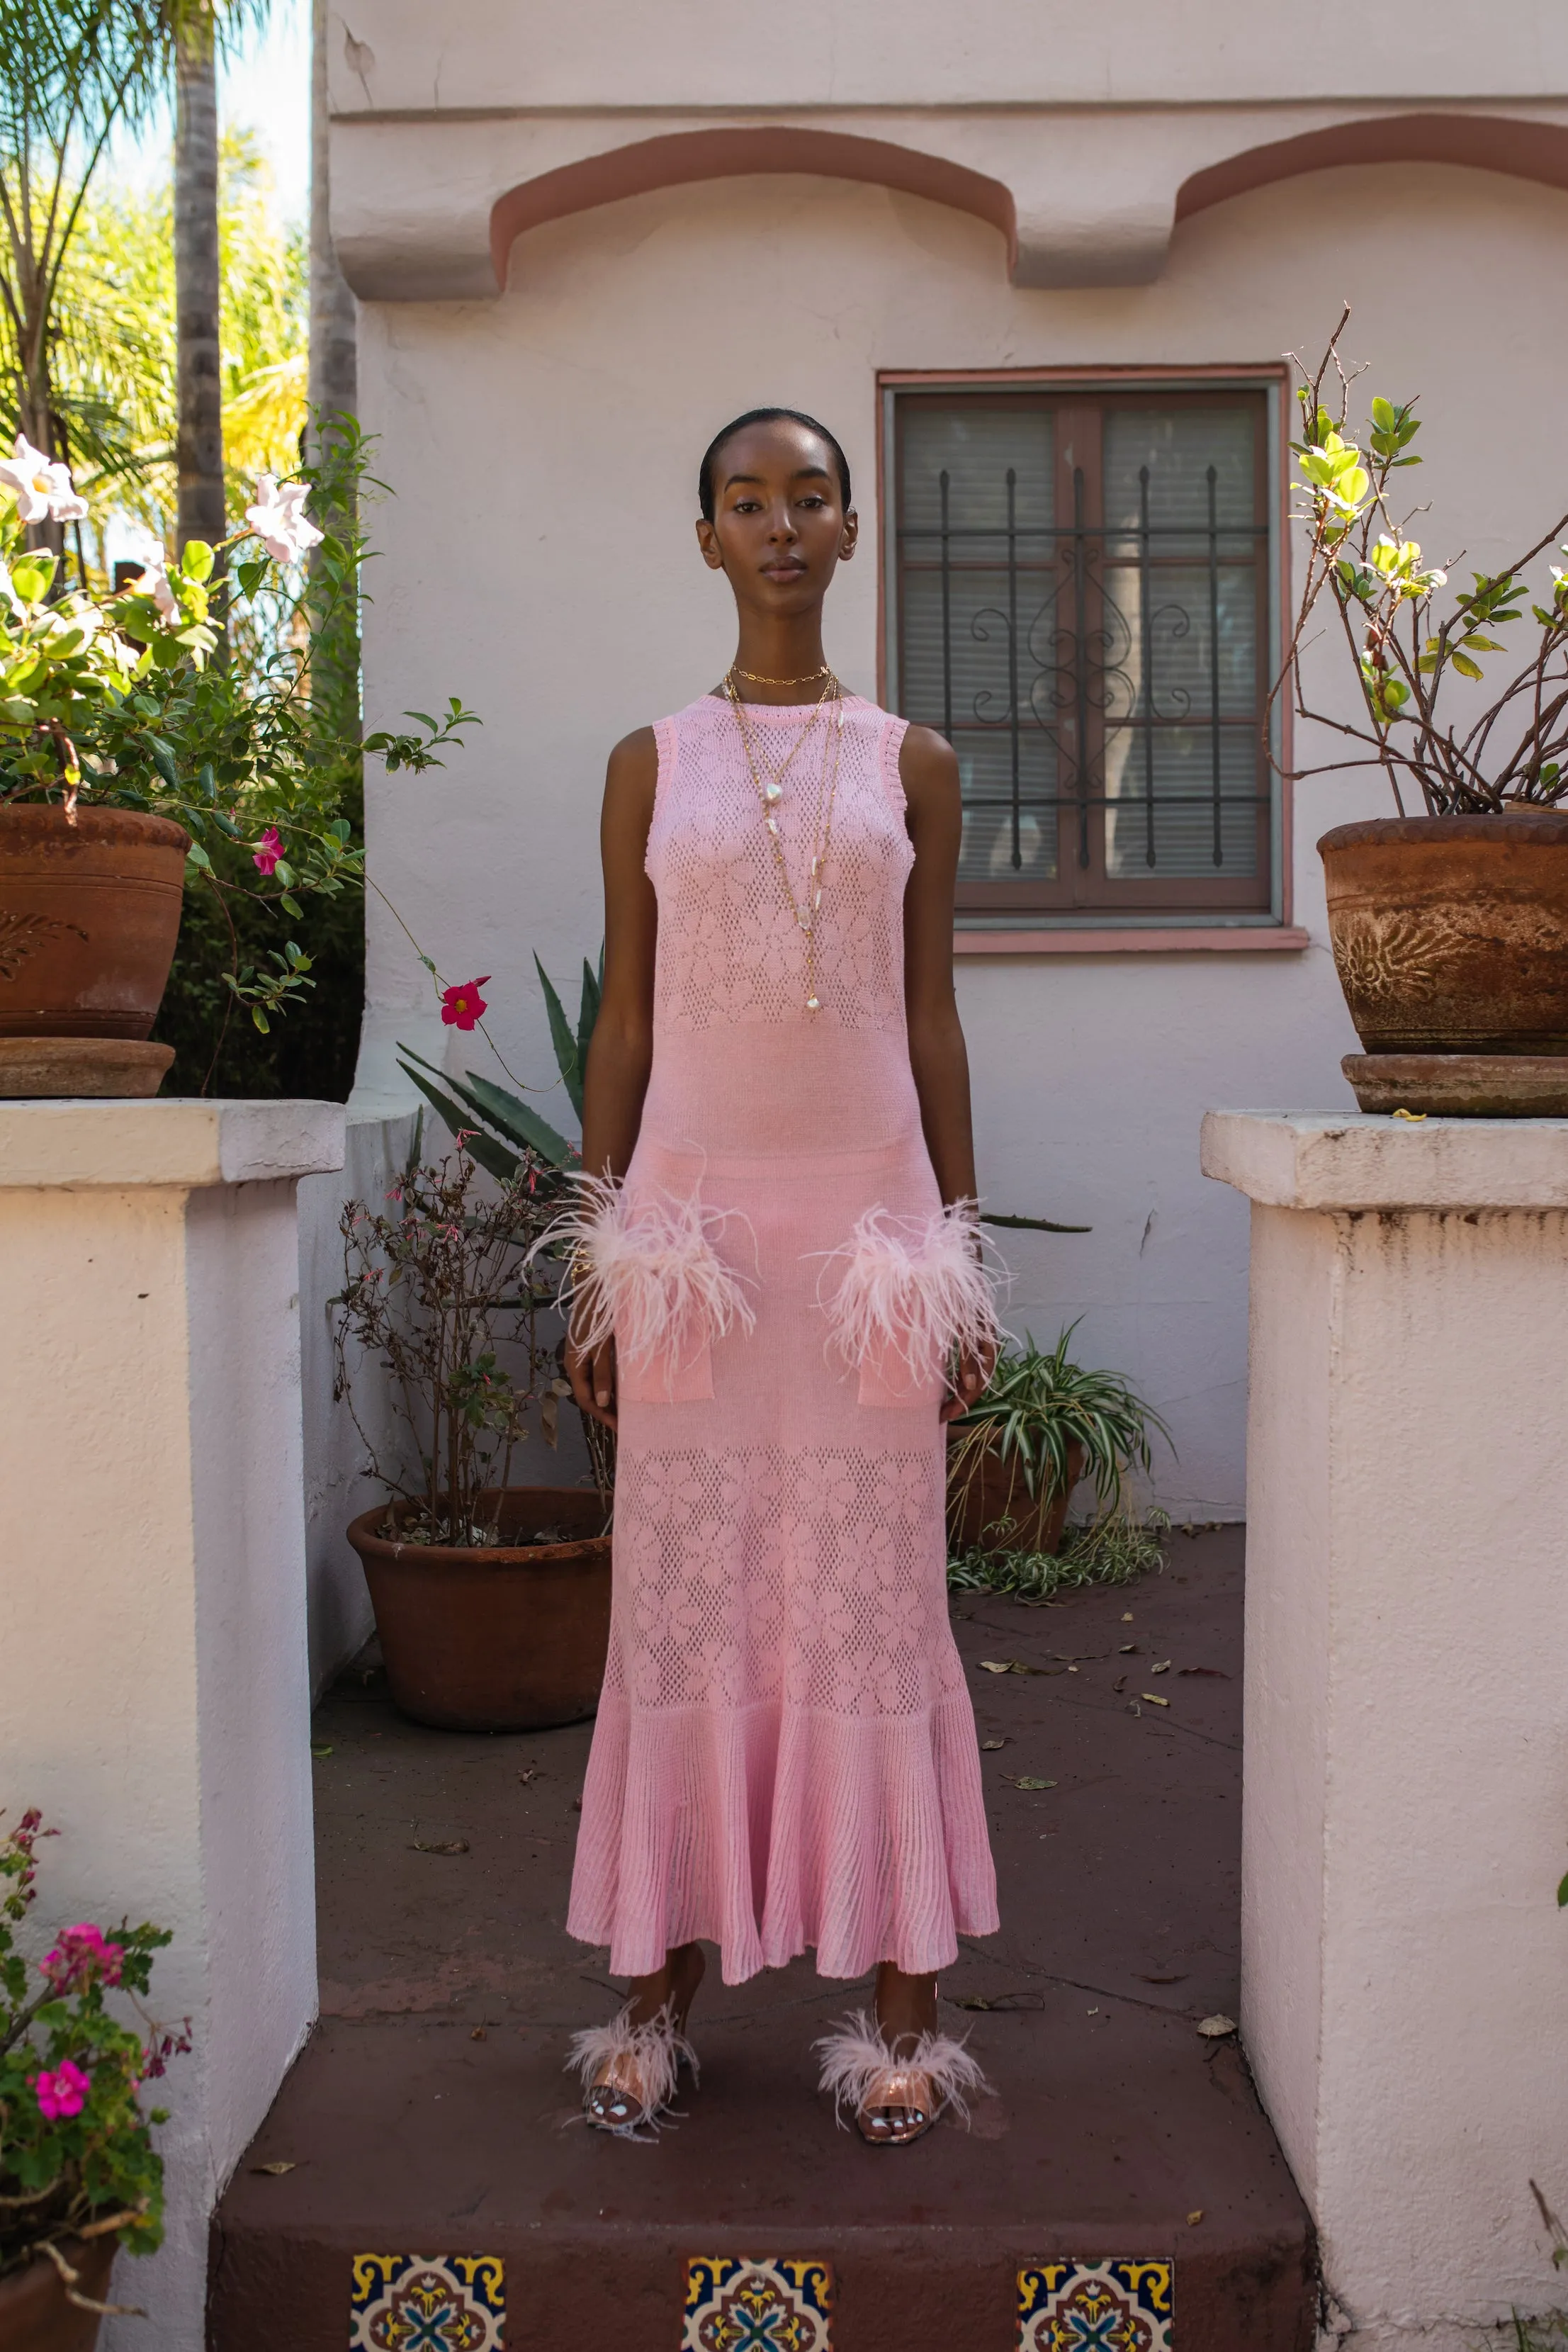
left=948, top=1326, right=1173, bottom=1519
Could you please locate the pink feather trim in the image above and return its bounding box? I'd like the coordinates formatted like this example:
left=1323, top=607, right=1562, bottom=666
left=813, top=2009, right=991, bottom=2129
left=565, top=1999, right=698, bottom=2137
left=538, top=1171, right=754, bottom=1375
left=818, top=1198, right=1000, bottom=1382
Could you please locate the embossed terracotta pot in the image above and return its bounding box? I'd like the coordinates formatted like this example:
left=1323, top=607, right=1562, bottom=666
left=1320, top=814, right=1568, bottom=1054
left=346, top=1485, right=613, bottom=1733
left=0, top=805, right=189, bottom=1042
left=0, top=2235, right=115, bottom=2351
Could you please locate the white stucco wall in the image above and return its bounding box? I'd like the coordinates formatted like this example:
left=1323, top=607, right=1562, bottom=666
left=348, top=158, right=1568, bottom=1516
left=296, top=1105, right=418, bottom=1691
left=0, top=1103, right=342, bottom=2352
left=1205, top=1115, right=1568, bottom=2346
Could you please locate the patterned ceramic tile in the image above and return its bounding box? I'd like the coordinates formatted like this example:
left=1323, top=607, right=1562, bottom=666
left=349, top=2253, right=504, bottom=2350
left=682, top=2256, right=834, bottom=2351
left=1017, top=2259, right=1173, bottom=2351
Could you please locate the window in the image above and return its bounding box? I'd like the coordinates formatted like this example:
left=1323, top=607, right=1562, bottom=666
left=888, top=383, right=1279, bottom=923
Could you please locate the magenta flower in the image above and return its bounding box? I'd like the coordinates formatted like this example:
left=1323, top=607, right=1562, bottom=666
left=252, top=826, right=283, bottom=876
left=42, top=1922, right=123, bottom=1991
left=440, top=977, right=490, bottom=1031
left=33, top=2059, right=91, bottom=2122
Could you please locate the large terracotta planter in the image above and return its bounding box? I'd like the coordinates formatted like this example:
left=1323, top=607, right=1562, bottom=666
left=0, top=804, right=188, bottom=1097
left=947, top=1437, right=1087, bottom=1559
left=0, top=2236, right=116, bottom=2352
left=346, top=1485, right=612, bottom=1733
left=1320, top=814, right=1568, bottom=1054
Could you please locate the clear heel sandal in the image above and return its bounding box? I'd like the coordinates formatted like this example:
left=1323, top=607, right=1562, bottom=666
left=814, top=2010, right=989, bottom=2147
left=566, top=2000, right=699, bottom=2138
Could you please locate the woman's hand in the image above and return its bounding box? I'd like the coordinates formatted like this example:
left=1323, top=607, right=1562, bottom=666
left=566, top=1326, right=619, bottom=1431
left=942, top=1337, right=996, bottom=1424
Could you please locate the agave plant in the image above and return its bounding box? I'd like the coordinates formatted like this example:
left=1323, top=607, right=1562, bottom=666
left=948, top=1326, right=1172, bottom=1518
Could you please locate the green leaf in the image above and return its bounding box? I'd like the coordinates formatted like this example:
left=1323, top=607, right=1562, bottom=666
left=235, top=558, right=268, bottom=600
left=395, top=1061, right=522, bottom=1181
left=181, top=539, right=215, bottom=583
left=1370, top=396, right=1397, bottom=432
left=1461, top=634, right=1505, bottom=651
left=186, top=843, right=213, bottom=872
left=279, top=894, right=303, bottom=918
left=10, top=553, right=55, bottom=604
left=577, top=955, right=602, bottom=1086
left=251, top=1006, right=270, bottom=1033
left=1450, top=651, right=1484, bottom=680
left=1557, top=1870, right=1568, bottom=1908
left=460, top=1067, right=575, bottom=1165
left=534, top=954, right=582, bottom=1118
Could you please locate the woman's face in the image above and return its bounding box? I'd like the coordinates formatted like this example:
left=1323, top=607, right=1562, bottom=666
left=696, top=418, right=857, bottom=617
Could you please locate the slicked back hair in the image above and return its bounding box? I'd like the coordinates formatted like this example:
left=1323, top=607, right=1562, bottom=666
left=698, top=407, right=852, bottom=524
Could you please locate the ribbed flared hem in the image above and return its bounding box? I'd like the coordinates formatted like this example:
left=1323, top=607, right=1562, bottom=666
left=566, top=1692, right=1000, bottom=1984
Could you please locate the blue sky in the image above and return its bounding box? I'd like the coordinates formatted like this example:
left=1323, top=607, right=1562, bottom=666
left=108, top=0, right=311, bottom=220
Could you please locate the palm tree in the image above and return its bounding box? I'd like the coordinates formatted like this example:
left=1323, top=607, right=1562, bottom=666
left=172, top=0, right=225, bottom=552
left=0, top=0, right=164, bottom=499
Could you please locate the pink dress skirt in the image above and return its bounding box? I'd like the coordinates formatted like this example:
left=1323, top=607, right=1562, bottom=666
left=565, top=693, right=1000, bottom=1984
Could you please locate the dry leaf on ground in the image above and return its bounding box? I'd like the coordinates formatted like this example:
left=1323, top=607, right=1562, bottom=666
left=1141, top=1694, right=1171, bottom=1708
left=1197, top=2014, right=1237, bottom=2038
left=252, top=2161, right=297, bottom=2176
left=410, top=1838, right=470, bottom=1855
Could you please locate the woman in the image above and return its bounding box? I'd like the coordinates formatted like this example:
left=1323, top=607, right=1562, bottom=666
left=560, top=407, right=1000, bottom=2146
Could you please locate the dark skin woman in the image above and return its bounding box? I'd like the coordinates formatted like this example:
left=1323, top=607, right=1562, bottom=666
left=565, top=412, right=995, bottom=2130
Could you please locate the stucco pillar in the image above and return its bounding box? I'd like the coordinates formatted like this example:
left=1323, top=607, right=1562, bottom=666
left=1201, top=1110, right=1568, bottom=2352
left=0, top=1100, right=345, bottom=2351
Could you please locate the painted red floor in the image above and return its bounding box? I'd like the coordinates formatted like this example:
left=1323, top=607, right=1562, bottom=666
left=209, top=1525, right=1314, bottom=2350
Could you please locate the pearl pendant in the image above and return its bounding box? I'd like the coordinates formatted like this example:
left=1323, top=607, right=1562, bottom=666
left=766, top=815, right=779, bottom=835
left=764, top=781, right=782, bottom=804
left=806, top=995, right=821, bottom=1013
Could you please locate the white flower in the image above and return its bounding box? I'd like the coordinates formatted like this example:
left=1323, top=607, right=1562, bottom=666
left=130, top=562, right=179, bottom=622
left=243, top=473, right=323, bottom=564
left=0, top=435, right=88, bottom=524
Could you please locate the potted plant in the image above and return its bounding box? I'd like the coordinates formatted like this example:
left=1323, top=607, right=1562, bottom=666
left=946, top=1327, right=1171, bottom=1561
left=335, top=1137, right=613, bottom=1733
left=1280, top=315, right=1568, bottom=1113
left=0, top=1810, right=188, bottom=2351
left=0, top=424, right=474, bottom=1098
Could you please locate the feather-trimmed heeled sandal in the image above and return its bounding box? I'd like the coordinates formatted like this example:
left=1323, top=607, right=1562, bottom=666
left=814, top=2010, right=990, bottom=2147
left=565, top=1999, right=699, bottom=2138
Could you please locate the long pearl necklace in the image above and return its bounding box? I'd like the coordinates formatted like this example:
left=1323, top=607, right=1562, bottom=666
left=723, top=668, right=845, bottom=1015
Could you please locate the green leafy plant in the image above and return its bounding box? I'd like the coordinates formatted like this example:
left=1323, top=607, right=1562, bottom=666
left=947, top=1325, right=1173, bottom=1525
left=948, top=1509, right=1171, bottom=1599
left=0, top=1808, right=188, bottom=2303
left=1277, top=308, right=1568, bottom=813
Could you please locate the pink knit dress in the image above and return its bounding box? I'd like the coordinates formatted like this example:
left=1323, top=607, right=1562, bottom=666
left=565, top=692, right=1000, bottom=1986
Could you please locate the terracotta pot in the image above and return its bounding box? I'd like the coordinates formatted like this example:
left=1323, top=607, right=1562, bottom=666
left=947, top=1436, right=1087, bottom=1559
left=346, top=1486, right=613, bottom=1733
left=0, top=2236, right=116, bottom=2352
left=1320, top=814, right=1568, bottom=1054
left=0, top=804, right=188, bottom=1043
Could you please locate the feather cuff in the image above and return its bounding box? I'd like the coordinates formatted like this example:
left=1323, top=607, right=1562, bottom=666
left=537, top=1171, right=754, bottom=1375
left=813, top=2008, right=990, bottom=2130
left=818, top=1198, right=1000, bottom=1382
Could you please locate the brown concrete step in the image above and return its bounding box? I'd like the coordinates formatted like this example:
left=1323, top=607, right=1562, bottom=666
left=210, top=1526, right=1315, bottom=2351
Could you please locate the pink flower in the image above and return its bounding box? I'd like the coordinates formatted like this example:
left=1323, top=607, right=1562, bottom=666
left=440, top=977, right=490, bottom=1031
left=252, top=826, right=283, bottom=877
left=32, top=2060, right=91, bottom=2122
left=42, top=1923, right=123, bottom=1991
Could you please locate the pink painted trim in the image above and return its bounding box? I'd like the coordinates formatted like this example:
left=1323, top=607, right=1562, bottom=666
left=953, top=927, right=1312, bottom=956
left=1176, top=112, right=1568, bottom=220
left=490, top=128, right=1016, bottom=287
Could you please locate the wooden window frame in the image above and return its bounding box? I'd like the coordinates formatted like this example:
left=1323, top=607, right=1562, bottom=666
left=877, top=366, right=1296, bottom=946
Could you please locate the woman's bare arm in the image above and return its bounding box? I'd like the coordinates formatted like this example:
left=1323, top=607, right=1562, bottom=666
left=565, top=726, right=659, bottom=1427
left=900, top=723, right=994, bottom=1419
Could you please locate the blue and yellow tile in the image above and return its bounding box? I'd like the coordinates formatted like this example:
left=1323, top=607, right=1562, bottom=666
left=1017, top=2258, right=1173, bottom=2350
left=349, top=2253, right=504, bottom=2350
left=683, top=2255, right=834, bottom=2351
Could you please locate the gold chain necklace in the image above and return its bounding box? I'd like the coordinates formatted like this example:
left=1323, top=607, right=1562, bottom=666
left=724, top=670, right=845, bottom=1015
left=723, top=668, right=834, bottom=811
left=731, top=663, right=830, bottom=686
